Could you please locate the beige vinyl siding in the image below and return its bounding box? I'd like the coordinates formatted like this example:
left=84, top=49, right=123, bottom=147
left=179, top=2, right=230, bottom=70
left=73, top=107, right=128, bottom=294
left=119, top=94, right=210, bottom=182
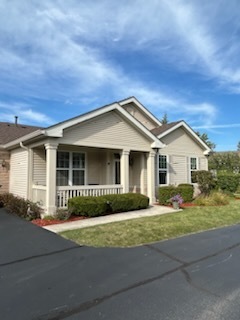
left=10, top=148, right=28, bottom=199
left=122, top=103, right=158, bottom=130
left=159, top=128, right=208, bottom=185
left=61, top=111, right=152, bottom=151
left=169, top=155, right=188, bottom=185
left=33, top=148, right=46, bottom=185
left=161, top=127, right=205, bottom=155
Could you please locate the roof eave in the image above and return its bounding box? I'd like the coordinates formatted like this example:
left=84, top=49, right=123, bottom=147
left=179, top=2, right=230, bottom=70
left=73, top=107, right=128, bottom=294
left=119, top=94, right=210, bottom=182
left=3, top=129, right=46, bottom=149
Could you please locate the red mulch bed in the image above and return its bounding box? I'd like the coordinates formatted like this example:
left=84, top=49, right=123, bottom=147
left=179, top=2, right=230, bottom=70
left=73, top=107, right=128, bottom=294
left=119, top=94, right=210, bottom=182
left=32, top=216, right=88, bottom=227
left=180, top=203, right=197, bottom=208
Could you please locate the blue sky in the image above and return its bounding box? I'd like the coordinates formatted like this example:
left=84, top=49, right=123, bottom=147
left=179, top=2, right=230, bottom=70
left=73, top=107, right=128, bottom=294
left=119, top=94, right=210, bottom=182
left=1, top=0, right=240, bottom=151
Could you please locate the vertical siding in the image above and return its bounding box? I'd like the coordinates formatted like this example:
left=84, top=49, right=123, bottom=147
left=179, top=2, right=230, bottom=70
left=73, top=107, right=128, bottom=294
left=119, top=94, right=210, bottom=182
left=33, top=148, right=46, bottom=185
left=10, top=148, right=28, bottom=199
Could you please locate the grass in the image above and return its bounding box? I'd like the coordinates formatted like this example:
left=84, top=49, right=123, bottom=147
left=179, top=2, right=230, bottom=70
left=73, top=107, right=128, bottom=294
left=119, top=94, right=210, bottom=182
left=60, top=199, right=240, bottom=248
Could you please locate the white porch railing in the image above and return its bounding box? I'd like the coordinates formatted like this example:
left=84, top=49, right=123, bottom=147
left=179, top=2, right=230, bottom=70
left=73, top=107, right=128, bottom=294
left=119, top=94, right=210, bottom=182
left=32, top=185, right=47, bottom=207
left=57, top=185, right=123, bottom=208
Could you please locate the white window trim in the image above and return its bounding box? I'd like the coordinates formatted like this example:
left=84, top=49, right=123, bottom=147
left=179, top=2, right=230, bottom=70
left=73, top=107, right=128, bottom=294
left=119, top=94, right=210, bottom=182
left=57, top=151, right=87, bottom=186
left=158, top=154, right=169, bottom=185
left=189, top=156, right=198, bottom=183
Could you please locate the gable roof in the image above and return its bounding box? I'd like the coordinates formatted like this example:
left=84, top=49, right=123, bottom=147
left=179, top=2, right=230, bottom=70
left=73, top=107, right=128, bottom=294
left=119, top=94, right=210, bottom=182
left=151, top=120, right=211, bottom=154
left=0, top=122, right=41, bottom=145
left=3, top=100, right=164, bottom=149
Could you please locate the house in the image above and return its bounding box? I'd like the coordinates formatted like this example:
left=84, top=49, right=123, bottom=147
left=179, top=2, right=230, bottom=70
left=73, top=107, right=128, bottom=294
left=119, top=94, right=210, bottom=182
left=0, top=97, right=211, bottom=215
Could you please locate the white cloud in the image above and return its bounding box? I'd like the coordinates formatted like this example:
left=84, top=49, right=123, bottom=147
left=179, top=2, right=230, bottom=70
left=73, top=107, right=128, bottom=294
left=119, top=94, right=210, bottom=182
left=0, top=0, right=237, bottom=128
left=0, top=101, right=54, bottom=125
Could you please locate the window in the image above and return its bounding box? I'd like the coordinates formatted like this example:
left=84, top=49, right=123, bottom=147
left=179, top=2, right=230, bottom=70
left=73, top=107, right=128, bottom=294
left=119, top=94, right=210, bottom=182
left=190, top=157, right=198, bottom=182
left=159, top=155, right=168, bottom=185
left=57, top=151, right=85, bottom=186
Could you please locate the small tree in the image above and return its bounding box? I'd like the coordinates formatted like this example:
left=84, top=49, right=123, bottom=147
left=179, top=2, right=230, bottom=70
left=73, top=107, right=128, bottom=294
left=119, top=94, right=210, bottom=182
left=160, top=113, right=168, bottom=124
left=237, top=141, right=240, bottom=151
left=192, top=170, right=215, bottom=195
left=195, top=131, right=216, bottom=150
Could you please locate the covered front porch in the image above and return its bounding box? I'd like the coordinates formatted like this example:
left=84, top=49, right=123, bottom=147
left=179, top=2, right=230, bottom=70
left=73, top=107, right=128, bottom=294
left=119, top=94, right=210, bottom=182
left=30, top=143, right=156, bottom=214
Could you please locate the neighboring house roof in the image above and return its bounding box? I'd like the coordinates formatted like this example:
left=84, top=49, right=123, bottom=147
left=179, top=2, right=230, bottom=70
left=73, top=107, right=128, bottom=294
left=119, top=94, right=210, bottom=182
left=0, top=122, right=41, bottom=145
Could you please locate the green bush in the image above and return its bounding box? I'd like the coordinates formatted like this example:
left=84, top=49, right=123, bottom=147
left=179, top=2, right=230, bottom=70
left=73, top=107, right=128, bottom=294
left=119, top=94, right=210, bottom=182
left=191, top=170, right=215, bottom=195
left=177, top=185, right=194, bottom=203
left=0, top=192, right=41, bottom=220
left=68, top=193, right=149, bottom=217
left=68, top=196, right=108, bottom=217
left=217, top=173, right=240, bottom=193
left=158, top=186, right=177, bottom=205
left=158, top=185, right=194, bottom=205
left=103, top=193, right=149, bottom=212
left=193, top=191, right=230, bottom=206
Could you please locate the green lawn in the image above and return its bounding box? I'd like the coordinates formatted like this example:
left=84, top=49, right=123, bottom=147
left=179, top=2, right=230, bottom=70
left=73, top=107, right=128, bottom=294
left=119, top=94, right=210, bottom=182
left=60, top=200, right=240, bottom=247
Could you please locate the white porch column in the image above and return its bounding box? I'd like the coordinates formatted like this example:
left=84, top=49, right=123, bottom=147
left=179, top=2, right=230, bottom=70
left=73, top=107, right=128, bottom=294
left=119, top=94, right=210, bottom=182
left=140, top=153, right=145, bottom=195
left=28, top=148, right=34, bottom=200
left=45, top=143, right=58, bottom=215
left=121, top=149, right=130, bottom=193
left=147, top=150, right=156, bottom=204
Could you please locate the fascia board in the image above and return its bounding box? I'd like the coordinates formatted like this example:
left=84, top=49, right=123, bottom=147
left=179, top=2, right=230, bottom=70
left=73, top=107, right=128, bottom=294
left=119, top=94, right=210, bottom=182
left=45, top=102, right=165, bottom=148
left=44, top=103, right=120, bottom=137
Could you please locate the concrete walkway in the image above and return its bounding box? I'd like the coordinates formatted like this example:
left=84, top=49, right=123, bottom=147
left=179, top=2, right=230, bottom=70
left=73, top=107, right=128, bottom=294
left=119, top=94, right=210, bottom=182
left=44, top=205, right=180, bottom=233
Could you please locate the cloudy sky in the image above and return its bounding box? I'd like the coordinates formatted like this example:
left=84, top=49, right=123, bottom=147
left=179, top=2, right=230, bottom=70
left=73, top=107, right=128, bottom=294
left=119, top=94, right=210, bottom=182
left=1, top=0, right=240, bottom=150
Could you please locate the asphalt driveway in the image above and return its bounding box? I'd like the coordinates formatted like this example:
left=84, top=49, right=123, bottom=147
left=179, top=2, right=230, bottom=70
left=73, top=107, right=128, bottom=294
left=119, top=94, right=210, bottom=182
left=1, top=207, right=240, bottom=320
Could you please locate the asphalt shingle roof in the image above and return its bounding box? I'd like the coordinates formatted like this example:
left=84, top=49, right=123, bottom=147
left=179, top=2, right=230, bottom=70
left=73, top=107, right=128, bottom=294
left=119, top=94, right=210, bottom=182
left=151, top=121, right=182, bottom=136
left=0, top=122, right=42, bottom=145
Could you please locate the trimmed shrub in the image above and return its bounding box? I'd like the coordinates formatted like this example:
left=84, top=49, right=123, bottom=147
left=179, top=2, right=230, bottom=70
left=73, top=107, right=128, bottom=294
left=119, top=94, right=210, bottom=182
left=158, top=186, right=177, bottom=205
left=68, top=193, right=149, bottom=217
left=158, top=185, right=194, bottom=205
left=0, top=192, right=41, bottom=220
left=68, top=196, right=108, bottom=217
left=217, top=173, right=240, bottom=193
left=177, top=185, right=194, bottom=203
left=191, top=170, right=216, bottom=195
left=102, top=193, right=149, bottom=212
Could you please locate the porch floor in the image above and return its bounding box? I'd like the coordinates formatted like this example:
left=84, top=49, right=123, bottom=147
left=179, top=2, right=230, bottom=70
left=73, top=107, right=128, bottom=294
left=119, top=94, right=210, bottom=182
left=43, top=205, right=180, bottom=233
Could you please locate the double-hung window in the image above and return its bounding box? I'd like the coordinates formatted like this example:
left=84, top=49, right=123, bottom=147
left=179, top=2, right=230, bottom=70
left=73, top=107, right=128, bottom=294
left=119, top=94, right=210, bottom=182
left=190, top=157, right=198, bottom=182
left=159, top=155, right=168, bottom=185
left=57, top=151, right=85, bottom=186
